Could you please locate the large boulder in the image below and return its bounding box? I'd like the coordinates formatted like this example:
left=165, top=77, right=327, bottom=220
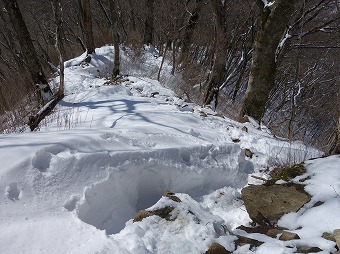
left=242, top=184, right=310, bottom=225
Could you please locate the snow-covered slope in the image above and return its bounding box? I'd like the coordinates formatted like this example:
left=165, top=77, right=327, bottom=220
left=1, top=46, right=333, bottom=254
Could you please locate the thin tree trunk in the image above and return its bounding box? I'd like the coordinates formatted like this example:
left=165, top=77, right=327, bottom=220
left=109, top=0, right=120, bottom=80
left=2, top=0, right=53, bottom=103
left=157, top=41, right=170, bottom=81
left=240, top=0, right=303, bottom=122
left=52, top=0, right=65, bottom=98
left=96, top=0, right=120, bottom=80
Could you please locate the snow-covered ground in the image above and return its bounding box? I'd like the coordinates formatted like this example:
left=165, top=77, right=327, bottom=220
left=1, top=46, right=338, bottom=253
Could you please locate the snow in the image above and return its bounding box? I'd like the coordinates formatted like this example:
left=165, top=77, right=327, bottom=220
left=0, top=45, right=338, bottom=254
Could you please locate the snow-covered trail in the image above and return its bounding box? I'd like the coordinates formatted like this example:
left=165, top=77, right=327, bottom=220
left=0, top=46, right=321, bottom=254
left=0, top=82, right=248, bottom=253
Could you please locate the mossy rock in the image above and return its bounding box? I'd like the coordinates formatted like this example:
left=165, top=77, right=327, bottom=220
left=242, top=183, right=311, bottom=225
left=266, top=163, right=306, bottom=185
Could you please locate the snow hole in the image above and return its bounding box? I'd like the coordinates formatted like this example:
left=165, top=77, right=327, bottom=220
left=75, top=144, right=247, bottom=234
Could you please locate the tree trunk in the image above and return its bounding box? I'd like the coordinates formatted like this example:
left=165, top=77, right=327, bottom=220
left=109, top=0, right=120, bottom=80
left=2, top=0, right=53, bottom=103
left=96, top=0, right=120, bottom=80
left=328, top=112, right=340, bottom=155
left=143, top=0, right=154, bottom=45
left=51, top=0, right=65, bottom=98
left=127, top=0, right=136, bottom=31
left=179, top=0, right=203, bottom=65
left=203, top=0, right=229, bottom=110
left=240, top=0, right=303, bottom=122
left=82, top=0, right=95, bottom=54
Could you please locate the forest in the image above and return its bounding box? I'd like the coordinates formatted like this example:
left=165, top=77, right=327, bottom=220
left=0, top=0, right=339, bottom=153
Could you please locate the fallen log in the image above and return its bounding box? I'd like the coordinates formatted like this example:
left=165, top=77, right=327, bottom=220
left=27, top=94, right=64, bottom=131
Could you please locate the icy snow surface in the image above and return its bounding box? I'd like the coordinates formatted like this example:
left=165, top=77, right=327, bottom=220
left=1, top=46, right=334, bottom=254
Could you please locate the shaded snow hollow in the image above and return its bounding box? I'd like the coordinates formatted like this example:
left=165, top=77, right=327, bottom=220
left=0, top=46, right=322, bottom=254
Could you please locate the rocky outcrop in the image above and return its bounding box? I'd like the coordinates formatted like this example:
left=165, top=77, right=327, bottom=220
left=242, top=183, right=310, bottom=225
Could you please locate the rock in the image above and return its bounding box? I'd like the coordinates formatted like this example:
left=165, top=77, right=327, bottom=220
left=213, top=113, right=225, bottom=119
left=242, top=184, right=310, bottom=225
left=237, top=225, right=271, bottom=234
left=322, top=232, right=336, bottom=242
left=232, top=138, right=241, bottom=143
left=133, top=206, right=175, bottom=222
left=312, top=201, right=324, bottom=207
left=199, top=111, right=208, bottom=117
left=278, top=231, right=300, bottom=241
left=163, top=192, right=181, bottom=202
left=334, top=229, right=340, bottom=248
left=244, top=149, right=254, bottom=158
left=242, top=126, right=248, bottom=133
left=133, top=210, right=153, bottom=222
left=296, top=247, right=323, bottom=253
left=205, top=243, right=231, bottom=254
left=237, top=225, right=285, bottom=235
left=235, top=236, right=263, bottom=248
left=267, top=228, right=284, bottom=238
left=150, top=92, right=159, bottom=97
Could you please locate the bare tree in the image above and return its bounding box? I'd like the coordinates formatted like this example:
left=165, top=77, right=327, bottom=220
left=27, top=0, right=65, bottom=131
left=203, top=0, right=254, bottom=111
left=82, top=0, right=95, bottom=54
left=240, top=0, right=303, bottom=122
left=2, top=0, right=53, bottom=104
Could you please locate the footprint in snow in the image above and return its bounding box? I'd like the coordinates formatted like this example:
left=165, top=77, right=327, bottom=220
left=32, top=150, right=52, bottom=172
left=32, top=145, right=66, bottom=173
left=6, top=182, right=20, bottom=201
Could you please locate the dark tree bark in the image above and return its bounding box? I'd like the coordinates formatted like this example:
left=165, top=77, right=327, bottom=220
left=82, top=0, right=95, bottom=54
left=179, top=0, right=203, bottom=65
left=328, top=112, right=340, bottom=155
left=143, top=0, right=154, bottom=45
left=203, top=0, right=229, bottom=110
left=241, top=0, right=303, bottom=122
left=127, top=0, right=136, bottom=31
left=2, top=0, right=53, bottom=103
